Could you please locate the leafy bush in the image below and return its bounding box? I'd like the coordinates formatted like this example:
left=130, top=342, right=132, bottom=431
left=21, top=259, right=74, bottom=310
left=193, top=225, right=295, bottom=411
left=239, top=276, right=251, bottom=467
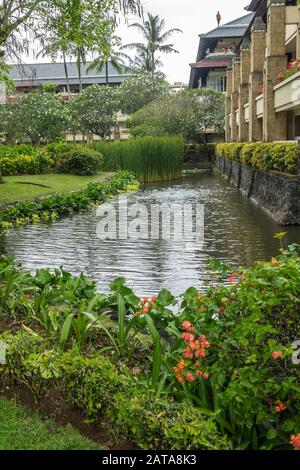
left=0, top=152, right=53, bottom=176
left=0, top=92, right=67, bottom=144
left=68, top=85, right=119, bottom=138
left=55, top=146, right=103, bottom=176
left=90, top=136, right=184, bottom=182
left=109, top=389, right=232, bottom=450
left=216, top=142, right=299, bottom=174
left=127, top=89, right=225, bottom=142
left=171, top=244, right=300, bottom=449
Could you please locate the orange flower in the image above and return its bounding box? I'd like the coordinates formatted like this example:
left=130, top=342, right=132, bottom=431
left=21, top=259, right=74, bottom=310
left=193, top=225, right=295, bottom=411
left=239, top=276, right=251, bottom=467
left=290, top=433, right=300, bottom=450
left=182, top=320, right=192, bottom=330
left=275, top=401, right=286, bottom=413
left=186, top=372, right=195, bottom=383
left=203, top=372, right=209, bottom=380
left=150, top=295, right=157, bottom=303
left=272, top=351, right=283, bottom=360
left=143, top=307, right=149, bottom=314
left=135, top=311, right=140, bottom=317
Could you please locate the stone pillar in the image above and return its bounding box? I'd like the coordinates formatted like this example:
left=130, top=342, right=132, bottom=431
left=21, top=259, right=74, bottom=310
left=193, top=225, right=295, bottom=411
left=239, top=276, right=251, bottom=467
left=238, top=38, right=251, bottom=141
left=225, top=67, right=233, bottom=142
left=263, top=0, right=287, bottom=141
left=249, top=17, right=266, bottom=142
left=297, top=6, right=300, bottom=60
left=231, top=58, right=240, bottom=142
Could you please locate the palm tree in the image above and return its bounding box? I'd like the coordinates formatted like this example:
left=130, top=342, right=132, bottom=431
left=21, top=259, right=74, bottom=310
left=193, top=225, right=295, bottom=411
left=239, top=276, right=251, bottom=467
left=128, top=44, right=162, bottom=73
left=87, top=43, right=131, bottom=84
left=123, top=13, right=182, bottom=73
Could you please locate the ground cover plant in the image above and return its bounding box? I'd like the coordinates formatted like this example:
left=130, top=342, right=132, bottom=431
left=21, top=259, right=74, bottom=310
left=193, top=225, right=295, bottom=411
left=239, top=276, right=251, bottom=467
left=0, top=235, right=299, bottom=450
left=0, top=171, right=137, bottom=230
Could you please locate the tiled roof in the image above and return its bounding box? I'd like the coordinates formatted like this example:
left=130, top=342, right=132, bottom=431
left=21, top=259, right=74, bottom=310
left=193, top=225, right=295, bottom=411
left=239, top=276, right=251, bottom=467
left=202, top=13, right=254, bottom=39
left=9, top=61, right=133, bottom=86
left=190, top=53, right=234, bottom=68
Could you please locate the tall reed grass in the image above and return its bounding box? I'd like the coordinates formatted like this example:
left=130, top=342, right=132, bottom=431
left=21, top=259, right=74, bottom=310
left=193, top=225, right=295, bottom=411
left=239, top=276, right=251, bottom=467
left=90, top=136, right=184, bottom=183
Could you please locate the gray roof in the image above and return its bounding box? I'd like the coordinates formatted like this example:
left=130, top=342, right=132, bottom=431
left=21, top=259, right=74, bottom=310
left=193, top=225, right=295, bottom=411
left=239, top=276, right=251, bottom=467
left=202, top=13, right=255, bottom=39
left=9, top=61, right=133, bottom=86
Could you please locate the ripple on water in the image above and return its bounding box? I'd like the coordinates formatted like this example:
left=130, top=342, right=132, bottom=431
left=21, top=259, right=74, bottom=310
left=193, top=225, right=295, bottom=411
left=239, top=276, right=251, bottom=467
left=2, top=172, right=300, bottom=296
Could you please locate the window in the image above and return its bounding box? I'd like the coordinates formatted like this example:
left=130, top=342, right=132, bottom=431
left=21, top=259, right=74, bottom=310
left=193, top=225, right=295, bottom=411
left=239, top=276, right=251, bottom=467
left=206, top=76, right=227, bottom=93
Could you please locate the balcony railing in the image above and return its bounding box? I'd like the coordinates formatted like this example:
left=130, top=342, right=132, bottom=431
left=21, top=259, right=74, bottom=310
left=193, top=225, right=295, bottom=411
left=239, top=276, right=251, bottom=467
left=255, top=94, right=263, bottom=118
left=274, top=70, right=300, bottom=112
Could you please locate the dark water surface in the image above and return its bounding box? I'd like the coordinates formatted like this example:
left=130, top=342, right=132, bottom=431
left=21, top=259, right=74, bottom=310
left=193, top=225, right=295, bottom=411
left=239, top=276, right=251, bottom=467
left=1, top=171, right=299, bottom=296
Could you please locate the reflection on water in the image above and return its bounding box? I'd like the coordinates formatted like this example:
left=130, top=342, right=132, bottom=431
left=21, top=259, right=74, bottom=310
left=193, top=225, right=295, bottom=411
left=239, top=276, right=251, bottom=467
left=1, top=171, right=299, bottom=296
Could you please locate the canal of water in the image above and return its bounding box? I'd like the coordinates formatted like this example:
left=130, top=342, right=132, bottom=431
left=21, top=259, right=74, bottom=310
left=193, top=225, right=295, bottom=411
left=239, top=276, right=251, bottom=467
left=1, top=171, right=299, bottom=296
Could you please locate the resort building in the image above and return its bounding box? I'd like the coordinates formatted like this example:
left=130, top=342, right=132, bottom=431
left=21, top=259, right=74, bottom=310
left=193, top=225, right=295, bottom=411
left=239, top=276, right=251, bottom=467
left=189, top=13, right=254, bottom=92
left=9, top=61, right=133, bottom=94
left=225, top=0, right=300, bottom=142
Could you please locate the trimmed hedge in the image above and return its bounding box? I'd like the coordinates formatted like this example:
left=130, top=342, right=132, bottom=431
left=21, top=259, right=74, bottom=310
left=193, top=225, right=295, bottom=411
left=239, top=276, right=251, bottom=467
left=215, top=142, right=299, bottom=175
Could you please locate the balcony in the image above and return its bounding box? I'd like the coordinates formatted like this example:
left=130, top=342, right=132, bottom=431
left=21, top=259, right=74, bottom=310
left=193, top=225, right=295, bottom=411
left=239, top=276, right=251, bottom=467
left=255, top=94, right=263, bottom=118
left=286, top=5, right=300, bottom=25
left=244, top=103, right=250, bottom=123
left=274, top=71, right=300, bottom=112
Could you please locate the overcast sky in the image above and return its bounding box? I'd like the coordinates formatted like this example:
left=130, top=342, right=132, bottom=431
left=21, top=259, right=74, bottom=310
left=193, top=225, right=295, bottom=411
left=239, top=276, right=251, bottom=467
left=116, top=0, right=248, bottom=84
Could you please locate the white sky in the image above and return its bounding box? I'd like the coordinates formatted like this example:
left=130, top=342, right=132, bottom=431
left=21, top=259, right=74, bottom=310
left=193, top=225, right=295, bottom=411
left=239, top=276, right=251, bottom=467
left=116, top=0, right=248, bottom=84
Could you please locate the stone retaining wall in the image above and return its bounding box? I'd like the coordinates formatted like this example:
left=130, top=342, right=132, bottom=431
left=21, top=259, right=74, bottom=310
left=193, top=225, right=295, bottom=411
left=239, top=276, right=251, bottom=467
left=214, top=156, right=300, bottom=225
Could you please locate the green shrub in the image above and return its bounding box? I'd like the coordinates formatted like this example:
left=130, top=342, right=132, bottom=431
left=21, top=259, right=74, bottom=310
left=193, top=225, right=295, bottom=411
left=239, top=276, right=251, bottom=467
left=46, top=141, right=74, bottom=161
left=174, top=245, right=300, bottom=449
left=216, top=142, right=299, bottom=174
left=90, top=136, right=184, bottom=183
left=109, top=388, right=232, bottom=450
left=56, top=146, right=103, bottom=176
left=0, top=146, right=53, bottom=176
left=0, top=329, right=45, bottom=384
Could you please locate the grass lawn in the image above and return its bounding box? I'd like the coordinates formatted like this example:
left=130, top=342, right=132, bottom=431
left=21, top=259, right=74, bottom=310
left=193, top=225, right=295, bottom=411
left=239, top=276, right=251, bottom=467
left=0, top=396, right=101, bottom=450
left=0, top=172, right=112, bottom=205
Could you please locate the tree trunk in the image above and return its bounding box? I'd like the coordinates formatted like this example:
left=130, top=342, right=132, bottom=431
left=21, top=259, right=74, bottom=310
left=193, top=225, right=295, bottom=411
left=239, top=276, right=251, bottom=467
left=63, top=52, right=71, bottom=96
left=77, top=48, right=82, bottom=92
left=105, top=60, right=109, bottom=85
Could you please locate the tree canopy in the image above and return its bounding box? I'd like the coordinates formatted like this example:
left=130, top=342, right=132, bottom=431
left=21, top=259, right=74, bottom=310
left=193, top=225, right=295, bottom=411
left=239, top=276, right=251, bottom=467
left=118, top=72, right=169, bottom=115
left=127, top=88, right=225, bottom=142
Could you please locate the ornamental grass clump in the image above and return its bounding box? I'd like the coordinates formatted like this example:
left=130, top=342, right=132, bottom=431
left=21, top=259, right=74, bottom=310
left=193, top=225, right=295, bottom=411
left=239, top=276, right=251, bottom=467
left=90, top=136, right=184, bottom=183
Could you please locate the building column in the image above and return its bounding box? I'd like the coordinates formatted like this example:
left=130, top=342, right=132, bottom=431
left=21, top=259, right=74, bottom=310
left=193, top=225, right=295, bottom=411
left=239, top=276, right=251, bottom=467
left=231, top=58, right=240, bottom=142
left=225, top=68, right=232, bottom=142
left=249, top=17, right=266, bottom=142
left=238, top=39, right=251, bottom=141
left=263, top=0, right=287, bottom=141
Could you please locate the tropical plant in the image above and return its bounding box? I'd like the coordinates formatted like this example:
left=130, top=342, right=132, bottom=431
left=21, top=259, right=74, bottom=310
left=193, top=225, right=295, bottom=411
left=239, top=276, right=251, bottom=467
left=87, top=39, right=131, bottom=85
left=123, top=13, right=182, bottom=73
